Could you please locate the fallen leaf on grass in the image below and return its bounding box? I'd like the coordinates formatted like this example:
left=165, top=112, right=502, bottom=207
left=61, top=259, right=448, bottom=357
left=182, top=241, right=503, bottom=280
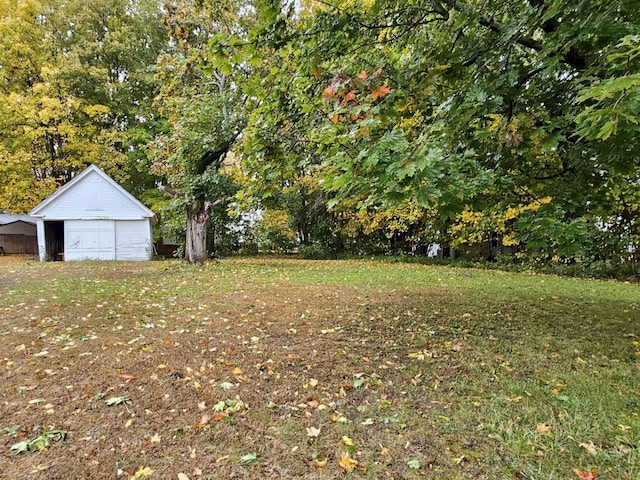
left=240, top=452, right=258, bottom=465
left=339, top=452, right=366, bottom=472
left=106, top=396, right=131, bottom=406
left=573, top=468, right=597, bottom=480
left=341, top=435, right=354, bottom=446
left=131, top=466, right=153, bottom=479
left=11, top=430, right=67, bottom=453
left=178, top=474, right=190, bottom=480
left=314, top=458, right=328, bottom=468
left=198, top=414, right=211, bottom=427
left=536, top=423, right=551, bottom=434
left=579, top=442, right=597, bottom=455
left=119, top=374, right=135, bottom=383
left=339, top=452, right=358, bottom=473
left=306, top=426, right=321, bottom=437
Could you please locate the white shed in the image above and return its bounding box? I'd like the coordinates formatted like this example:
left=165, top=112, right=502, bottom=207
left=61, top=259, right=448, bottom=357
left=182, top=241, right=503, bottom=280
left=29, top=164, right=155, bottom=261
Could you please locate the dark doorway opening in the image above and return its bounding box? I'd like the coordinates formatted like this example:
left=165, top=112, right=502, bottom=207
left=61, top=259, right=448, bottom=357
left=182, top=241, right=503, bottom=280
left=45, top=221, right=64, bottom=261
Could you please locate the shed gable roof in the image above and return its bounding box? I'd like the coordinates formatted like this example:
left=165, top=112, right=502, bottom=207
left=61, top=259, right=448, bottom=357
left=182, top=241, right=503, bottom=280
left=29, top=165, right=154, bottom=220
left=0, top=214, right=36, bottom=226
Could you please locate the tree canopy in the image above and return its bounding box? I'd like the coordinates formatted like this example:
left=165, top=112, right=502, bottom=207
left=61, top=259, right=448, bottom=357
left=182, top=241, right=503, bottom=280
left=0, top=0, right=166, bottom=212
left=0, top=0, right=638, bottom=268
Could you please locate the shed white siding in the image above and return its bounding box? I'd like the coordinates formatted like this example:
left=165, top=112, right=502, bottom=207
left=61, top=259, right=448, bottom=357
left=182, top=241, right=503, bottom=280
left=115, top=220, right=152, bottom=261
left=36, top=172, right=147, bottom=220
left=29, top=165, right=155, bottom=262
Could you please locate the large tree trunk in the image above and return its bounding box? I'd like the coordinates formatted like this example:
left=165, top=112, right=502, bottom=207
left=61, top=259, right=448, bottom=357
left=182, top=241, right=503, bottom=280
left=185, top=198, right=209, bottom=264
left=184, top=196, right=227, bottom=264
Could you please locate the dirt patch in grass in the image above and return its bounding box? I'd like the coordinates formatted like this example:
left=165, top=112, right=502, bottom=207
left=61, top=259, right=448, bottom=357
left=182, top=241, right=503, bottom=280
left=0, top=257, right=638, bottom=479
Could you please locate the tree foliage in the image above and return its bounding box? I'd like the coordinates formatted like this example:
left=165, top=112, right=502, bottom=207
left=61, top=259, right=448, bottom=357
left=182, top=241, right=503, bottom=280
left=0, top=0, right=637, bottom=271
left=235, top=0, right=639, bottom=264
left=0, top=0, right=166, bottom=213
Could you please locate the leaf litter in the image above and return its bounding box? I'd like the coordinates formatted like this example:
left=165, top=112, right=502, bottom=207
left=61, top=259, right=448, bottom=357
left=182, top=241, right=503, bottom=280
left=0, top=257, right=638, bottom=479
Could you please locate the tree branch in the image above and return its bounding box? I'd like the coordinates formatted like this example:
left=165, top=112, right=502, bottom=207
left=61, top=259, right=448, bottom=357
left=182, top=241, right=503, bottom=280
left=157, top=183, right=181, bottom=197
left=204, top=196, right=228, bottom=212
left=437, top=0, right=588, bottom=70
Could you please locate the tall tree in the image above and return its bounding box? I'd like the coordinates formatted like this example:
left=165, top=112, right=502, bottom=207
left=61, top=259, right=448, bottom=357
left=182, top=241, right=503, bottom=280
left=0, top=0, right=166, bottom=213
left=151, top=0, right=258, bottom=263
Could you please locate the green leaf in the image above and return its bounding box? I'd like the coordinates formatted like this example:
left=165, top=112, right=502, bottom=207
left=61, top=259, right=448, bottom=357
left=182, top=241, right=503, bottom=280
left=105, top=396, right=130, bottom=406
left=240, top=452, right=258, bottom=465
left=10, top=440, right=30, bottom=453
left=596, top=120, right=617, bottom=140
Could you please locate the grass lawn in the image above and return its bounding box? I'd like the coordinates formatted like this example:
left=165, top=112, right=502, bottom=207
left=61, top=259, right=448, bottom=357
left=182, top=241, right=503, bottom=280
left=0, top=256, right=638, bottom=479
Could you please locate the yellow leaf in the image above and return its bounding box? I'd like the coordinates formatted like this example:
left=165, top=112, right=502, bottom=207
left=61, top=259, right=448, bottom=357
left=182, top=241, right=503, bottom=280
left=379, top=444, right=389, bottom=455
left=339, top=452, right=357, bottom=472
left=125, top=419, right=133, bottom=428
left=341, top=435, right=354, bottom=446
left=131, top=466, right=153, bottom=479
left=232, top=367, right=243, bottom=375
left=314, top=458, right=328, bottom=468
left=309, top=378, right=318, bottom=387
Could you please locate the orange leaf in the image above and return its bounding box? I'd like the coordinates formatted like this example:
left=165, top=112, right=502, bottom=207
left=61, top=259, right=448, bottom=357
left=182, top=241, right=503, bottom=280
left=371, top=84, right=391, bottom=100
left=573, top=468, right=597, bottom=480
left=358, top=70, right=368, bottom=80
left=536, top=423, right=551, bottom=434
left=119, top=374, right=135, bottom=383
left=322, top=86, right=336, bottom=103
left=340, top=90, right=357, bottom=106
left=198, top=414, right=211, bottom=427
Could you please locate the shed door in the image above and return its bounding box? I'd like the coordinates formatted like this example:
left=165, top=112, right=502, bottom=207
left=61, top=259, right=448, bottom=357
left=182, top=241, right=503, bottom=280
left=65, top=220, right=115, bottom=261
left=115, top=221, right=151, bottom=260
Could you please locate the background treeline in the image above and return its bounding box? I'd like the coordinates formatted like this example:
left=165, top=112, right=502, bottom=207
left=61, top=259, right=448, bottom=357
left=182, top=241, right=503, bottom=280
left=1, top=0, right=638, bottom=277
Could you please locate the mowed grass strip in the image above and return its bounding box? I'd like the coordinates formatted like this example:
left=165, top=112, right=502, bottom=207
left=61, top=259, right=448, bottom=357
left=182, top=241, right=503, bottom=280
left=0, top=257, right=638, bottom=479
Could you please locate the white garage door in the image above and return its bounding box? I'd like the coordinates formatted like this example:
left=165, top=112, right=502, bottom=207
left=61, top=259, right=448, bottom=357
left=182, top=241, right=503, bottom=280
left=115, top=220, right=151, bottom=260
left=65, top=220, right=115, bottom=261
